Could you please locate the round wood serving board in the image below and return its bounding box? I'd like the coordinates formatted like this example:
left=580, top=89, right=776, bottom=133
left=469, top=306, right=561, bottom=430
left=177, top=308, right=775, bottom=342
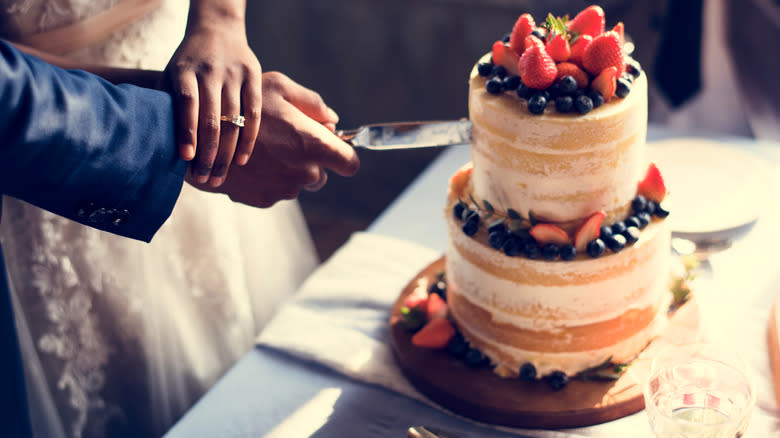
left=390, top=256, right=701, bottom=430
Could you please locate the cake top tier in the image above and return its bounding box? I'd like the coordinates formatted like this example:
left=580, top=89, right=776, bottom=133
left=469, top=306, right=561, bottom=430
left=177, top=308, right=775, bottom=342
left=478, top=5, right=643, bottom=115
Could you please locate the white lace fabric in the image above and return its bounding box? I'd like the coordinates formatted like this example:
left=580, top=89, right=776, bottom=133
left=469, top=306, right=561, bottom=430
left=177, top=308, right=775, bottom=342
left=0, top=2, right=320, bottom=437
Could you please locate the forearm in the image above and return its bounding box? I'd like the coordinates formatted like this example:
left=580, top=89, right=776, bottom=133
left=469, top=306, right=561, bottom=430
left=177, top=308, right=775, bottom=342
left=187, top=0, right=246, bottom=31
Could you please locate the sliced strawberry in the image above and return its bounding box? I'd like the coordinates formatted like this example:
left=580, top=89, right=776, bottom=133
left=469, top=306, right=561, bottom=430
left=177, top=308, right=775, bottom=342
left=449, top=162, right=473, bottom=199
left=638, top=163, right=667, bottom=202
left=545, top=34, right=571, bottom=62
left=426, top=292, right=448, bottom=320
left=529, top=223, right=570, bottom=245
left=591, top=66, right=618, bottom=101
left=509, top=13, right=536, bottom=55
left=569, top=34, right=593, bottom=67
left=555, top=62, right=589, bottom=88
left=403, top=286, right=429, bottom=311
left=568, top=5, right=605, bottom=38
left=573, top=211, right=606, bottom=252
left=411, top=318, right=456, bottom=349
left=518, top=43, right=557, bottom=90
left=582, top=31, right=625, bottom=76
left=491, top=40, right=521, bottom=75
left=612, top=22, right=625, bottom=45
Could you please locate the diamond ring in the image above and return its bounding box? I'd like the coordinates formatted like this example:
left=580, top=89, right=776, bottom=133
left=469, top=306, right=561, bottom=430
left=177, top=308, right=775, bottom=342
left=220, top=114, right=245, bottom=128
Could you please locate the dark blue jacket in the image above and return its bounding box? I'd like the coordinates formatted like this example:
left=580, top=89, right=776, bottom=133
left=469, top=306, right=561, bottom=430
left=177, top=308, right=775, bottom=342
left=0, top=40, right=188, bottom=437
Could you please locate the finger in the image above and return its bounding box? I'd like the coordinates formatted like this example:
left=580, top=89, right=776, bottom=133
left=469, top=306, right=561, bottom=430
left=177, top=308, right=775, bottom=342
left=194, top=74, right=222, bottom=183
left=273, top=73, right=339, bottom=124
left=208, top=84, right=242, bottom=187
left=171, top=71, right=199, bottom=161
left=235, top=80, right=261, bottom=166
left=303, top=166, right=328, bottom=192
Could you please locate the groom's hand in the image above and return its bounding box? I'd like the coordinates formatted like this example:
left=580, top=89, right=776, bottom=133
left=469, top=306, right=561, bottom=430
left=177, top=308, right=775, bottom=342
left=186, top=71, right=359, bottom=208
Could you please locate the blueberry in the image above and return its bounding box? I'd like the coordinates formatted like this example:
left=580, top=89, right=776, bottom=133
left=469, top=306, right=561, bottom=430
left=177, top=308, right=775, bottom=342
left=654, top=202, right=671, bottom=218
left=541, top=243, right=560, bottom=261
left=488, top=221, right=507, bottom=234
left=502, top=33, right=511, bottom=43
left=523, top=241, right=540, bottom=259
left=645, top=201, right=657, bottom=216
left=624, top=216, right=641, bottom=229
left=623, top=226, right=640, bottom=245
left=555, top=96, right=574, bottom=113
left=637, top=212, right=652, bottom=228
left=605, top=233, right=627, bottom=252
left=513, top=228, right=534, bottom=244
left=489, top=230, right=508, bottom=250
left=502, top=235, right=523, bottom=257
left=560, top=244, right=577, bottom=261
left=559, top=75, right=578, bottom=94
left=626, top=58, right=642, bottom=77
left=587, top=90, right=604, bottom=108
left=429, top=280, right=447, bottom=298
left=587, top=238, right=606, bottom=258
left=528, top=94, right=548, bottom=115
left=631, top=195, right=647, bottom=213
left=502, top=75, right=521, bottom=91
left=486, top=77, right=504, bottom=95
left=574, top=94, right=594, bottom=114
left=615, top=77, right=632, bottom=98
left=447, top=333, right=469, bottom=358
left=547, top=83, right=562, bottom=100
left=531, top=29, right=546, bottom=40
left=462, top=211, right=480, bottom=236
left=519, top=363, right=537, bottom=382
left=547, top=371, right=569, bottom=391
left=611, top=221, right=627, bottom=235
left=538, top=90, right=551, bottom=101
left=599, top=225, right=613, bottom=238
left=621, top=73, right=635, bottom=84
left=516, top=82, right=532, bottom=99
left=464, top=348, right=489, bottom=368
left=491, top=65, right=507, bottom=78
left=477, top=62, right=494, bottom=77
left=453, top=202, right=467, bottom=221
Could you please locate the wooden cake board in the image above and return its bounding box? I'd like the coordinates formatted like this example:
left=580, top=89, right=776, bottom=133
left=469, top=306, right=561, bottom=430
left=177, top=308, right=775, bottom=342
left=390, top=256, right=701, bottom=430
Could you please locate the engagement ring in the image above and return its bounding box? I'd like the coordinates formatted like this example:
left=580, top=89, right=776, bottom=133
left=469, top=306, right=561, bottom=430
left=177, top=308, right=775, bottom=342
left=220, top=114, right=245, bottom=128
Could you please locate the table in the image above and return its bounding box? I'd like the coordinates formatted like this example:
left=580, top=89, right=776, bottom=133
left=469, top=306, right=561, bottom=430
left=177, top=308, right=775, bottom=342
left=164, top=126, right=780, bottom=437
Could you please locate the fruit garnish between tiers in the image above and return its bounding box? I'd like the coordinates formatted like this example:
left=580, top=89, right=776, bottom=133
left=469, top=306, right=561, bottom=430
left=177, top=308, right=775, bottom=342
left=477, top=5, right=642, bottom=115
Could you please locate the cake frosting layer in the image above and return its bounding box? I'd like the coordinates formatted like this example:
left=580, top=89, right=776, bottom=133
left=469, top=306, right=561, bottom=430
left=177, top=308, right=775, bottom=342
left=468, top=54, right=648, bottom=226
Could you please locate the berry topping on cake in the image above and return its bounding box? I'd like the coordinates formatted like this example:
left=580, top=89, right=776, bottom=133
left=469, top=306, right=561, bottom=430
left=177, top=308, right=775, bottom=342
left=582, top=31, right=625, bottom=76
left=546, top=34, right=571, bottom=62
left=568, top=5, right=605, bottom=38
left=491, top=40, right=521, bottom=76
left=611, top=22, right=625, bottom=45
left=449, top=162, right=473, bottom=199
left=637, top=162, right=667, bottom=202
left=426, top=292, right=449, bottom=320
left=518, top=43, right=558, bottom=90
left=547, top=370, right=570, bottom=390
left=591, top=66, right=618, bottom=100
left=411, top=318, right=456, bottom=349
left=556, top=63, right=589, bottom=88
left=509, top=13, right=536, bottom=55
left=529, top=223, right=570, bottom=245
left=573, top=210, right=606, bottom=252
left=569, top=34, right=593, bottom=67
left=403, top=286, right=428, bottom=311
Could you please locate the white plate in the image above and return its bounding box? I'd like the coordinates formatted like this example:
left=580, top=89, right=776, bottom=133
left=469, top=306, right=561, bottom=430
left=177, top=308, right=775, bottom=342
left=647, top=138, right=771, bottom=236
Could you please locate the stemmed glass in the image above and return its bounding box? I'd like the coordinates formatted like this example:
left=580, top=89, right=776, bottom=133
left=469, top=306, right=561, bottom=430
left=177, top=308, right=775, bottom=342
left=643, top=343, right=755, bottom=438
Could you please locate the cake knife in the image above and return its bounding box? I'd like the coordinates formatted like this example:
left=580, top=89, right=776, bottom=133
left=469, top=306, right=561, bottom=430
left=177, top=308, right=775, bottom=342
left=337, top=119, right=472, bottom=150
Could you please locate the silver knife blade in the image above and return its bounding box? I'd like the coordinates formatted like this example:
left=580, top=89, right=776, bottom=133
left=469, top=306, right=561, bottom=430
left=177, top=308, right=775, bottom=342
left=337, top=119, right=471, bottom=150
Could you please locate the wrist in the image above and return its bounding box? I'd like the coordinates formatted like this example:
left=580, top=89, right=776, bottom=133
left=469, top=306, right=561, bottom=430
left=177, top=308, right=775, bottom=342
left=188, top=0, right=246, bottom=27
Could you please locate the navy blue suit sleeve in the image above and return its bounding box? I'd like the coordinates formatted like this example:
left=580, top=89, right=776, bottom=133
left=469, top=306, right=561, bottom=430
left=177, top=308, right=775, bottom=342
left=0, top=40, right=188, bottom=242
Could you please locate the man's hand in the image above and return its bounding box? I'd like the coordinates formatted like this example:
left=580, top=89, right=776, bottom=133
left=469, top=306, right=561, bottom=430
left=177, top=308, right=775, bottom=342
left=186, top=72, right=359, bottom=207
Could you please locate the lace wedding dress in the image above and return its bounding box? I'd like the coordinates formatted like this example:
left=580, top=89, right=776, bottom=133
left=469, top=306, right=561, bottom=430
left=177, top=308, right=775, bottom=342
left=0, top=1, right=319, bottom=437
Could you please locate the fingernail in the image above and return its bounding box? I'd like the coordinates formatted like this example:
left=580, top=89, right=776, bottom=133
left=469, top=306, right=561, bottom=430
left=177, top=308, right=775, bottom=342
left=183, top=145, right=195, bottom=160
left=327, top=107, right=339, bottom=121
left=208, top=177, right=224, bottom=188
left=236, top=154, right=249, bottom=165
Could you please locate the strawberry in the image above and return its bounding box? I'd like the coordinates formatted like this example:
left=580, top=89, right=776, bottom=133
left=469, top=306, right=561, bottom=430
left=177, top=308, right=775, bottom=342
left=403, top=286, right=428, bottom=311
left=555, top=62, right=589, bottom=88
left=426, top=292, right=448, bottom=320
left=524, top=34, right=545, bottom=52
left=509, top=13, right=536, bottom=55
left=449, top=162, right=473, bottom=199
left=491, top=40, right=521, bottom=75
left=529, top=223, right=570, bottom=245
left=518, top=43, right=557, bottom=90
left=411, top=318, right=456, bottom=349
left=545, top=34, right=571, bottom=62
left=573, top=211, right=606, bottom=252
left=569, top=34, right=593, bottom=67
left=582, top=31, right=625, bottom=76
left=612, top=22, right=625, bottom=45
left=637, top=163, right=667, bottom=202
left=568, top=5, right=605, bottom=38
left=591, top=66, right=618, bottom=101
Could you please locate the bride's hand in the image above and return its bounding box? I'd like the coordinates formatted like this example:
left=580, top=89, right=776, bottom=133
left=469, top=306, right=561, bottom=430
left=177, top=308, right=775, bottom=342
left=165, top=2, right=263, bottom=187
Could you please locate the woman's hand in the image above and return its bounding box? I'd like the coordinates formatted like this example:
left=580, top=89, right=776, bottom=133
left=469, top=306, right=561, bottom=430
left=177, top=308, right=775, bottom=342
left=165, top=1, right=263, bottom=187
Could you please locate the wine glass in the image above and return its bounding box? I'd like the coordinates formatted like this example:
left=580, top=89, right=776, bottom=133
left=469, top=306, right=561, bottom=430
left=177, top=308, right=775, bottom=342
left=643, top=343, right=755, bottom=438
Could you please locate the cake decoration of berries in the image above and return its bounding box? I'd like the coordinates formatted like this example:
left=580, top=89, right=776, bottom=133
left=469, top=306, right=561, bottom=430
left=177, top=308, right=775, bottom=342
left=480, top=5, right=642, bottom=114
